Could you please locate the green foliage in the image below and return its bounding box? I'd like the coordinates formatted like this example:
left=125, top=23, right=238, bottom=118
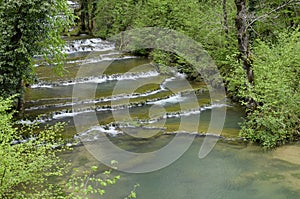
left=66, top=165, right=120, bottom=199
left=92, top=0, right=299, bottom=148
left=253, top=0, right=300, bottom=41
left=66, top=164, right=139, bottom=199
left=0, top=0, right=74, bottom=100
left=0, top=98, right=125, bottom=198
left=124, top=184, right=140, bottom=199
left=75, top=0, right=97, bottom=34
left=94, top=0, right=237, bottom=79
left=94, top=0, right=139, bottom=38
left=229, top=29, right=300, bottom=148
left=0, top=97, right=67, bottom=198
left=224, top=54, right=250, bottom=100
left=92, top=0, right=299, bottom=80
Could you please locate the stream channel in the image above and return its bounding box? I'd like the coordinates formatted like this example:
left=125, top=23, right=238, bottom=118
left=23, top=36, right=300, bottom=199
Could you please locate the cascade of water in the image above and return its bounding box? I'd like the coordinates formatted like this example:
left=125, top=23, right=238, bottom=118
left=24, top=36, right=243, bottom=141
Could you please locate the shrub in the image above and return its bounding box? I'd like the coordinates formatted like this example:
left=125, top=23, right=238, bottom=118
left=0, top=97, right=67, bottom=198
left=228, top=28, right=300, bottom=148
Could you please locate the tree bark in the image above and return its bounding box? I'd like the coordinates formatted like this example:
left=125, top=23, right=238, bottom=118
left=235, top=0, right=254, bottom=86
left=79, top=0, right=96, bottom=34
left=11, top=14, right=25, bottom=114
left=89, top=0, right=97, bottom=33
left=80, top=0, right=88, bottom=32
left=235, top=0, right=257, bottom=110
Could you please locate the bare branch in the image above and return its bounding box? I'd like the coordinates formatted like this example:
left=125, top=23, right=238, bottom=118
left=247, top=0, right=297, bottom=29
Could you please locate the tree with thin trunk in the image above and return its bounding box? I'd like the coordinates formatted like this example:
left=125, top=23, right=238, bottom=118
left=234, top=0, right=256, bottom=109
left=235, top=0, right=254, bottom=85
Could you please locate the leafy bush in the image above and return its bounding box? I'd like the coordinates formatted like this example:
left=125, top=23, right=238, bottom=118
left=0, top=98, right=138, bottom=198
left=228, top=29, right=300, bottom=148
left=94, top=0, right=139, bottom=38
left=0, top=97, right=67, bottom=198
left=66, top=165, right=120, bottom=199
left=0, top=0, right=73, bottom=106
left=94, top=0, right=237, bottom=75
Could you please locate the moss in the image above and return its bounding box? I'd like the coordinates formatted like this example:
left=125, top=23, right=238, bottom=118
left=135, top=83, right=161, bottom=94
left=258, top=172, right=285, bottom=181
left=291, top=173, right=300, bottom=179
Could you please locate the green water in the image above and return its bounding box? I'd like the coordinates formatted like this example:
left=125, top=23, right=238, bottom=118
left=25, top=37, right=300, bottom=199
left=61, top=137, right=300, bottom=199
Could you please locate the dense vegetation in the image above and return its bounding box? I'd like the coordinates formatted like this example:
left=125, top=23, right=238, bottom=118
left=0, top=97, right=66, bottom=198
left=78, top=0, right=300, bottom=148
left=228, top=29, right=300, bottom=148
left=0, top=0, right=73, bottom=112
left=0, top=0, right=299, bottom=197
left=0, top=1, right=122, bottom=198
left=0, top=98, right=123, bottom=198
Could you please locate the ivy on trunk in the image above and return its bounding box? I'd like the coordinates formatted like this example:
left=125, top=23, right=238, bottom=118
left=235, top=0, right=256, bottom=110
left=0, top=0, right=74, bottom=112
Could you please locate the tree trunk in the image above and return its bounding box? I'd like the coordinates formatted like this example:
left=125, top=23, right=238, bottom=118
left=235, top=0, right=256, bottom=110
left=79, top=0, right=96, bottom=35
left=235, top=0, right=254, bottom=86
left=80, top=0, right=88, bottom=32
left=11, top=16, right=25, bottom=114
left=89, top=0, right=97, bottom=33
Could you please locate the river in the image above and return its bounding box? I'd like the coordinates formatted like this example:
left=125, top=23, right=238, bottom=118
left=24, top=36, right=300, bottom=199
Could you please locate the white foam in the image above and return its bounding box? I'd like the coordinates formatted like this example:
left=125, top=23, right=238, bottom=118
left=25, top=86, right=164, bottom=111
left=31, top=70, right=160, bottom=88
left=19, top=110, right=94, bottom=124
left=18, top=119, right=48, bottom=125
left=140, top=103, right=229, bottom=124
left=78, top=125, right=123, bottom=141
left=147, top=94, right=187, bottom=105
left=67, top=1, right=76, bottom=5
left=174, top=72, right=186, bottom=78
left=63, top=38, right=115, bottom=54
left=30, top=84, right=53, bottom=88
left=99, top=55, right=137, bottom=61
left=77, top=55, right=137, bottom=65
left=200, top=103, right=229, bottom=111
left=25, top=102, right=76, bottom=111
left=52, top=110, right=93, bottom=119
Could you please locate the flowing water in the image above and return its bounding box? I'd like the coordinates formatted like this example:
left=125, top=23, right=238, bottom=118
left=24, top=36, right=300, bottom=198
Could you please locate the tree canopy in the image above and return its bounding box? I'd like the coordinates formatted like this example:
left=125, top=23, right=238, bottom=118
left=87, top=0, right=300, bottom=148
left=0, top=0, right=73, bottom=110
